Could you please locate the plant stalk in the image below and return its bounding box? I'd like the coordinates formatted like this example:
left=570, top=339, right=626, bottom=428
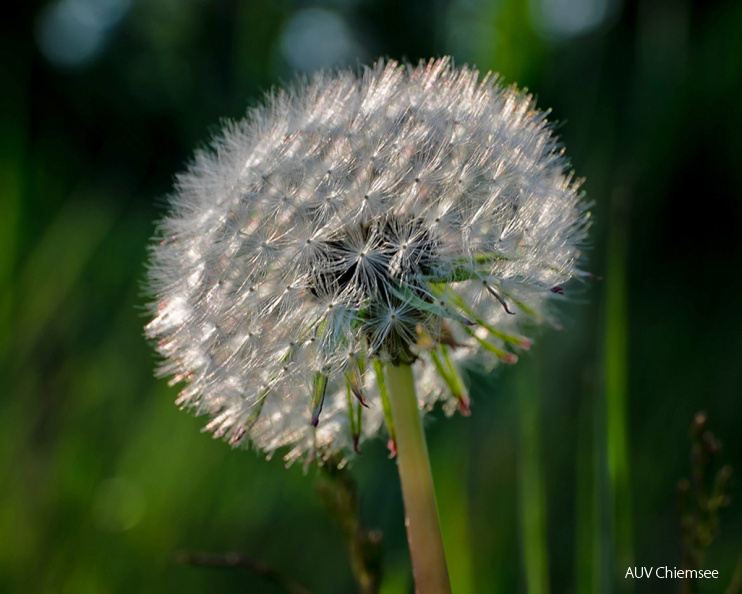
left=384, top=362, right=451, bottom=594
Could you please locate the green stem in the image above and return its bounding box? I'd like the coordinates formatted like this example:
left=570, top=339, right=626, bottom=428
left=315, top=461, right=383, bottom=594
left=384, top=363, right=451, bottom=594
left=517, top=362, right=550, bottom=594
left=605, top=189, right=634, bottom=583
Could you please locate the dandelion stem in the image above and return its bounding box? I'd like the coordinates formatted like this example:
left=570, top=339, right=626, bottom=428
left=384, top=362, right=451, bottom=594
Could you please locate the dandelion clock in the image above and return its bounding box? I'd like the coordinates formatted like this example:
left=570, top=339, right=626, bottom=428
left=145, top=57, right=590, bottom=593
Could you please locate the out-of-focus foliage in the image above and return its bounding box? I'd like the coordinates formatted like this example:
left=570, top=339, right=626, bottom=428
left=1, top=0, right=741, bottom=593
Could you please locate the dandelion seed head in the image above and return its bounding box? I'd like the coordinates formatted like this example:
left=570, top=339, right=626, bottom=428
left=145, top=57, right=590, bottom=464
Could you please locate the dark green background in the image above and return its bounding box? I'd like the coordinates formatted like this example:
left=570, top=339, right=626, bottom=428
left=2, top=0, right=741, bottom=592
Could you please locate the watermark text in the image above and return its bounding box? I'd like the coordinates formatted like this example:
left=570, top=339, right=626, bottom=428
left=625, top=567, right=719, bottom=579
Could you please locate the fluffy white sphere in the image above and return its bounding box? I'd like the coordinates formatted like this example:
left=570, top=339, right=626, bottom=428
left=145, top=57, right=590, bottom=464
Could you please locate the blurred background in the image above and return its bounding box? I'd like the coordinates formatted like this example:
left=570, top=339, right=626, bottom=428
left=2, top=0, right=741, bottom=592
